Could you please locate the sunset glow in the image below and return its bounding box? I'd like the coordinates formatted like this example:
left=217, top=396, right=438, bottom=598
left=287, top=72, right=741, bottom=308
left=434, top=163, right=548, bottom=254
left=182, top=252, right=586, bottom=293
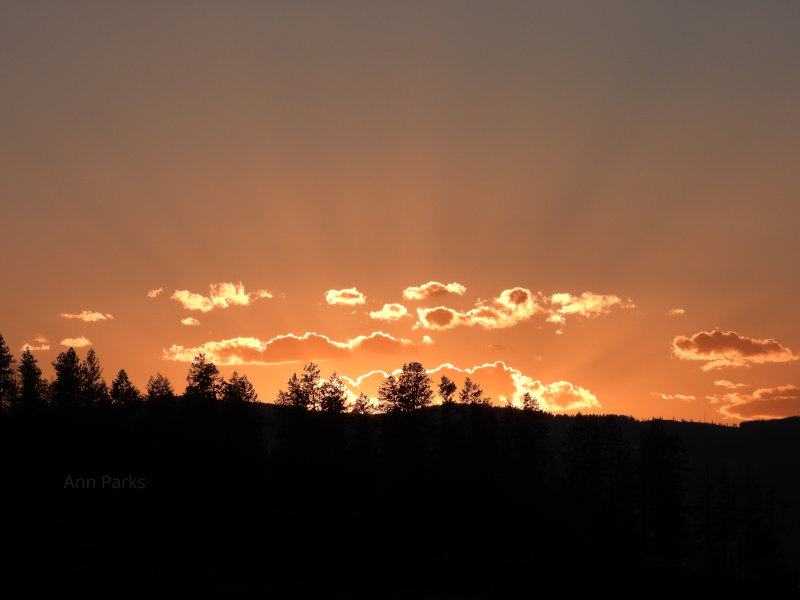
left=2, top=2, right=798, bottom=423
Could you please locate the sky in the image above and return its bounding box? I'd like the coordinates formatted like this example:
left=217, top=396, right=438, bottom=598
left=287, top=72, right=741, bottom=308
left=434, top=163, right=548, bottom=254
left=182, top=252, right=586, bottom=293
left=2, top=1, right=799, bottom=422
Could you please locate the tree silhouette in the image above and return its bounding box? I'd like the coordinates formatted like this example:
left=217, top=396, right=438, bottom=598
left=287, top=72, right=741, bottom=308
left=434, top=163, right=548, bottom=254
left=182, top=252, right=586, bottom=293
left=522, top=392, right=541, bottom=412
left=300, top=362, right=321, bottom=411
left=51, top=347, right=83, bottom=409
left=351, top=392, right=374, bottom=414
left=223, top=371, right=258, bottom=403
left=438, top=375, right=457, bottom=405
left=377, top=373, right=400, bottom=412
left=18, top=347, right=47, bottom=413
left=146, top=372, right=175, bottom=404
left=0, top=334, right=18, bottom=412
left=397, top=362, right=434, bottom=411
left=459, top=377, right=490, bottom=405
left=276, top=372, right=306, bottom=408
left=319, top=371, right=347, bottom=414
left=110, top=369, right=142, bottom=405
left=184, top=353, right=223, bottom=405
left=81, top=348, right=110, bottom=406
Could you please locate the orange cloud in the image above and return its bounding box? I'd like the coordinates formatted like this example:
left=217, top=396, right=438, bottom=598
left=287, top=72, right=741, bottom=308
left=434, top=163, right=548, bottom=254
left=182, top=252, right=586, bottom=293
left=339, top=361, right=599, bottom=413
left=713, top=380, right=748, bottom=389
left=60, top=336, right=92, bottom=348
left=181, top=317, right=200, bottom=326
left=324, top=288, right=366, bottom=306
left=369, top=303, right=409, bottom=321
left=667, top=308, right=685, bottom=316
left=717, top=385, right=800, bottom=420
left=548, top=292, right=634, bottom=321
left=403, top=281, right=467, bottom=301
left=60, top=310, right=113, bottom=322
left=147, top=288, right=163, bottom=298
left=415, top=287, right=543, bottom=331
left=672, top=330, right=798, bottom=370
left=162, top=331, right=422, bottom=365
left=21, top=336, right=50, bottom=352
left=651, top=392, right=696, bottom=402
left=171, top=282, right=272, bottom=312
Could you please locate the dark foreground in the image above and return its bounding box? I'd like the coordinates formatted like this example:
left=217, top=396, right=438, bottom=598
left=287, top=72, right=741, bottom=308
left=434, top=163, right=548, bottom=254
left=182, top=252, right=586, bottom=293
left=2, top=402, right=799, bottom=597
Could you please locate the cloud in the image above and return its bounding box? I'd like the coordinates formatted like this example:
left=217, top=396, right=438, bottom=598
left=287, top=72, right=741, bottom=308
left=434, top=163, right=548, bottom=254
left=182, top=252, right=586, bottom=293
left=21, top=336, right=50, bottom=352
left=171, top=282, right=272, bottom=312
left=402, top=281, right=467, bottom=301
left=339, top=361, right=600, bottom=413
left=181, top=317, right=200, bottom=326
left=60, top=336, right=92, bottom=348
left=549, top=292, right=634, bottom=320
left=672, top=329, right=798, bottom=370
left=325, top=288, right=366, bottom=306
left=369, top=303, right=409, bottom=321
left=650, top=392, right=696, bottom=402
left=147, top=288, right=163, bottom=298
left=717, top=385, right=800, bottom=420
left=414, top=287, right=544, bottom=331
left=713, top=380, right=748, bottom=389
left=412, top=288, right=633, bottom=332
left=60, top=310, right=113, bottom=322
left=667, top=308, right=685, bottom=316
left=163, top=331, right=423, bottom=365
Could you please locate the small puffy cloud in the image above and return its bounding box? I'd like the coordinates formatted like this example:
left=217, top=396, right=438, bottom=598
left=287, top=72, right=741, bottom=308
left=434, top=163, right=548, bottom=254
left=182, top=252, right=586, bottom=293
left=369, top=303, right=409, bottom=321
left=60, top=336, right=92, bottom=348
left=713, top=380, right=748, bottom=389
left=21, top=336, right=50, bottom=352
left=414, top=287, right=543, bottom=331
left=60, top=310, right=113, bottom=322
left=171, top=282, right=272, bottom=312
left=650, top=392, right=696, bottom=402
left=163, top=331, right=423, bottom=365
left=325, top=288, right=366, bottom=306
left=549, top=292, right=634, bottom=320
left=672, top=329, right=797, bottom=371
left=403, top=281, right=466, bottom=301
left=339, top=361, right=600, bottom=413
left=181, top=317, right=200, bottom=326
left=667, top=308, right=685, bottom=316
left=717, top=385, right=800, bottom=420
left=147, top=288, right=163, bottom=298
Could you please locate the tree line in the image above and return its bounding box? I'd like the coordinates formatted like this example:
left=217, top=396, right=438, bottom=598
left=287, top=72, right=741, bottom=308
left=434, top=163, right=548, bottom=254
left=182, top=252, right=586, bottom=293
left=0, top=332, right=542, bottom=415
left=0, top=333, right=257, bottom=414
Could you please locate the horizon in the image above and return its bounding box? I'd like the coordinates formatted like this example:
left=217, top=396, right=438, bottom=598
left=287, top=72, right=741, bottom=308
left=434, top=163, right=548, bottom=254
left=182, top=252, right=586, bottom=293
left=2, top=2, right=799, bottom=424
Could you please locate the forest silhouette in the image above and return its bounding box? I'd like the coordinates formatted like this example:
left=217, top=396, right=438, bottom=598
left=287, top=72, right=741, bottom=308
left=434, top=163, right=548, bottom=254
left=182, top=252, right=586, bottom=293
left=1, top=334, right=798, bottom=596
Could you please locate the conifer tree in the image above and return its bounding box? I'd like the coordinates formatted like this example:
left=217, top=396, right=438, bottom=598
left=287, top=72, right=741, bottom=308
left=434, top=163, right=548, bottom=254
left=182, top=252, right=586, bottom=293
left=110, top=369, right=142, bottom=405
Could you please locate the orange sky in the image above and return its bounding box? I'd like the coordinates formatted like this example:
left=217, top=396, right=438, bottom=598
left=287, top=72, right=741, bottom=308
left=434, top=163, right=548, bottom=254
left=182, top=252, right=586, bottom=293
left=2, top=2, right=799, bottom=422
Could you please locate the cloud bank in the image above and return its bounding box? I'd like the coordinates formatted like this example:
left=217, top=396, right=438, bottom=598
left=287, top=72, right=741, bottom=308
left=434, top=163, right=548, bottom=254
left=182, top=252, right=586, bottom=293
left=716, top=385, right=800, bottom=420
left=672, top=330, right=797, bottom=370
left=163, top=331, right=423, bottom=365
left=147, top=288, right=163, bottom=298
left=181, top=317, right=200, bottom=326
left=415, top=287, right=543, bottom=330
left=340, top=361, right=600, bottom=413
